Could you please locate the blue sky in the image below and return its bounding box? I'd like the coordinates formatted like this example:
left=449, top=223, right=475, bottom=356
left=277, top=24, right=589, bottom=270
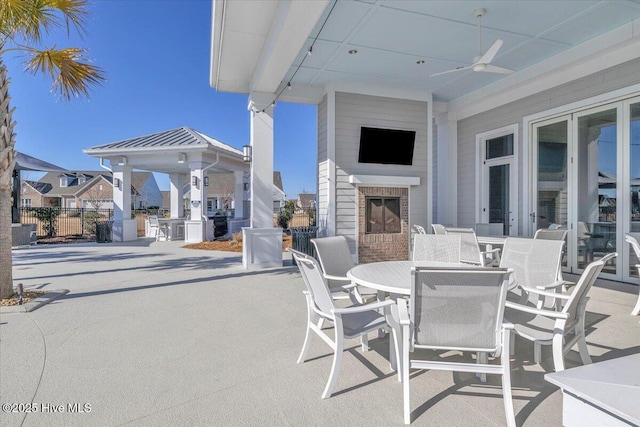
left=8, top=0, right=317, bottom=197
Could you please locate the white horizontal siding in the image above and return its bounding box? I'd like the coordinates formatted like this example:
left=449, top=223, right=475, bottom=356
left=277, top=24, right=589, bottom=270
left=317, top=96, right=329, bottom=234
left=334, top=92, right=429, bottom=242
left=456, top=58, right=640, bottom=234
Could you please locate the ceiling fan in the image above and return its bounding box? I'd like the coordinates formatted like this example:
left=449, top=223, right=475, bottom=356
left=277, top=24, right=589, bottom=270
left=430, top=8, right=514, bottom=77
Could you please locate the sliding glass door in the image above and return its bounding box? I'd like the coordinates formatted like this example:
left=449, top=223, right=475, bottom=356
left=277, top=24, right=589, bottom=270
left=574, top=106, right=618, bottom=275
left=624, top=98, right=640, bottom=281
left=531, top=96, right=640, bottom=280
left=533, top=117, right=570, bottom=268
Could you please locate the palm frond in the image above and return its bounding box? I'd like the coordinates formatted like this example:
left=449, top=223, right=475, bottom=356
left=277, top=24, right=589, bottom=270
left=0, top=0, right=88, bottom=42
left=25, top=46, right=105, bottom=100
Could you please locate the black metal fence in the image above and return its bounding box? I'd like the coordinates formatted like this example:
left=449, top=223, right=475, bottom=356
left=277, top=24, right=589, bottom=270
left=19, top=207, right=114, bottom=238
left=273, top=207, right=316, bottom=229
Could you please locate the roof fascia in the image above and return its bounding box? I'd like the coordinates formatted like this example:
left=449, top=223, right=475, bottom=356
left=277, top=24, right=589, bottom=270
left=250, top=0, right=329, bottom=94
left=449, top=18, right=640, bottom=120
left=210, top=0, right=225, bottom=89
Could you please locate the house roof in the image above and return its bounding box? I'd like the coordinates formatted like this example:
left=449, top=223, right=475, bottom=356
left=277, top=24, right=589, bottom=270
left=36, top=171, right=151, bottom=197
left=23, top=181, right=52, bottom=195
left=85, top=126, right=242, bottom=156
left=210, top=2, right=640, bottom=111
left=297, top=193, right=316, bottom=208
left=273, top=171, right=283, bottom=192
left=160, top=191, right=170, bottom=209
left=83, top=127, right=247, bottom=175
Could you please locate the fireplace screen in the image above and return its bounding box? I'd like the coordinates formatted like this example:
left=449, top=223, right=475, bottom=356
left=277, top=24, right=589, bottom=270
left=366, top=197, right=401, bottom=234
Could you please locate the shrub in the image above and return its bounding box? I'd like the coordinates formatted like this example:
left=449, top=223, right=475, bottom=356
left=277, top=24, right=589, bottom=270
left=83, top=211, right=104, bottom=235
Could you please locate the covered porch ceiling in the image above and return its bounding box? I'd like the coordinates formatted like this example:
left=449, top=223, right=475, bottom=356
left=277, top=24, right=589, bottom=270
left=83, top=126, right=248, bottom=174
left=210, top=0, right=640, bottom=112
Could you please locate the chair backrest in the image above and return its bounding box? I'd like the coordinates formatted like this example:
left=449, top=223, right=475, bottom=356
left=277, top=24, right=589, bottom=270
left=148, top=215, right=159, bottom=227
left=562, top=253, right=616, bottom=323
left=499, top=238, right=564, bottom=290
left=409, top=267, right=511, bottom=352
left=431, top=224, right=447, bottom=235
left=577, top=221, right=590, bottom=242
left=534, top=229, right=568, bottom=241
left=444, top=228, right=482, bottom=265
left=310, top=236, right=355, bottom=279
left=475, top=223, right=504, bottom=237
left=290, top=249, right=336, bottom=316
left=548, top=223, right=566, bottom=230
left=412, top=224, right=427, bottom=235
left=412, top=234, right=461, bottom=263
left=626, top=234, right=640, bottom=260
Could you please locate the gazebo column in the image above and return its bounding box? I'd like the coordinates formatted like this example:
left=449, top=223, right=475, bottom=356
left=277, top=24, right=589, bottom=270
left=112, top=164, right=137, bottom=241
left=169, top=173, right=185, bottom=218
left=242, top=99, right=282, bottom=269
left=184, top=162, right=207, bottom=243
left=233, top=170, right=246, bottom=219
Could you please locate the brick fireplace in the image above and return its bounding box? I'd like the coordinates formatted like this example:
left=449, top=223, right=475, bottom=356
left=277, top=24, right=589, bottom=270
left=357, top=186, right=409, bottom=263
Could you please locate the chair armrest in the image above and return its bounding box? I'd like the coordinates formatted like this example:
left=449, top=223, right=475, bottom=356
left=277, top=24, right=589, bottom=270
left=520, top=286, right=571, bottom=300
left=505, top=301, right=569, bottom=319
left=534, top=280, right=565, bottom=291
left=397, top=298, right=410, bottom=325
left=331, top=299, right=395, bottom=315
left=481, top=247, right=501, bottom=256
left=323, top=274, right=351, bottom=283
left=501, top=320, right=515, bottom=330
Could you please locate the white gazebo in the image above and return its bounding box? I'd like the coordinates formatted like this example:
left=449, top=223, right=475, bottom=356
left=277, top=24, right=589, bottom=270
left=84, top=127, right=249, bottom=244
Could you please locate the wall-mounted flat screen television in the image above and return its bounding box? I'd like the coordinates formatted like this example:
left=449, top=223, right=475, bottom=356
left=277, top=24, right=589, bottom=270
left=358, top=127, right=415, bottom=165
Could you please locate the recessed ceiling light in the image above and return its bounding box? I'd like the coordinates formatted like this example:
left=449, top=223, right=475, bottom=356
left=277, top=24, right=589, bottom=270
left=348, top=49, right=358, bottom=54
left=416, top=60, right=425, bottom=65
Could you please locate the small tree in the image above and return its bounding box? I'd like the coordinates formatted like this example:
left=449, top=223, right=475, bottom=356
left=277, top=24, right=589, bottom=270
left=27, top=207, right=60, bottom=237
left=0, top=1, right=105, bottom=298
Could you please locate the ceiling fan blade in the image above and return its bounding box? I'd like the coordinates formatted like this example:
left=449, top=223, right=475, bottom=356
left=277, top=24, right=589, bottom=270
left=482, top=64, right=514, bottom=74
left=429, top=66, right=472, bottom=77
left=478, top=39, right=503, bottom=65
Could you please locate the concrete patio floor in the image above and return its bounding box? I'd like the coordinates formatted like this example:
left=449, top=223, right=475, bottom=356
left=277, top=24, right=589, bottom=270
left=1, top=239, right=639, bottom=426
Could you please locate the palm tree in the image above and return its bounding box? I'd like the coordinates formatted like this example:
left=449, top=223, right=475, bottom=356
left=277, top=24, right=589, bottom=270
left=0, top=1, right=105, bottom=298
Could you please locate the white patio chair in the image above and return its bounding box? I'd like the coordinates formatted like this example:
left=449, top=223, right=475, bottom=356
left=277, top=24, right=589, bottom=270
left=311, top=236, right=375, bottom=303
left=500, top=237, right=565, bottom=309
left=412, top=224, right=426, bottom=235
left=289, top=249, right=400, bottom=399
left=534, top=228, right=568, bottom=241
left=398, top=267, right=515, bottom=426
left=147, top=215, right=163, bottom=241
left=431, top=224, right=447, bottom=235
left=475, top=222, right=504, bottom=237
left=624, top=234, right=640, bottom=316
left=505, top=253, right=615, bottom=372
left=412, top=234, right=461, bottom=263
left=534, top=228, right=569, bottom=278
left=445, top=227, right=500, bottom=266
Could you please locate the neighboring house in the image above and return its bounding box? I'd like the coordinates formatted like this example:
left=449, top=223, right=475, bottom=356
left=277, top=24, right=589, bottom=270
left=210, top=3, right=640, bottom=280
left=160, top=191, right=170, bottom=210
left=296, top=193, right=316, bottom=212
left=21, top=171, right=162, bottom=210
left=272, top=171, right=286, bottom=212
left=183, top=171, right=282, bottom=215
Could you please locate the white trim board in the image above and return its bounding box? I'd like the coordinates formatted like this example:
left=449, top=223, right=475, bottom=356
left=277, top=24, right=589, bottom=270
left=348, top=175, right=421, bottom=187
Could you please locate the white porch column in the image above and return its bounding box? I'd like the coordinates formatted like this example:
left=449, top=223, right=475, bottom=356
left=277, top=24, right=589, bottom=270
left=111, top=163, right=137, bottom=241
left=435, top=112, right=458, bottom=226
left=169, top=173, right=185, bottom=218
left=242, top=97, right=282, bottom=269
left=233, top=170, right=246, bottom=219
left=184, top=162, right=207, bottom=243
